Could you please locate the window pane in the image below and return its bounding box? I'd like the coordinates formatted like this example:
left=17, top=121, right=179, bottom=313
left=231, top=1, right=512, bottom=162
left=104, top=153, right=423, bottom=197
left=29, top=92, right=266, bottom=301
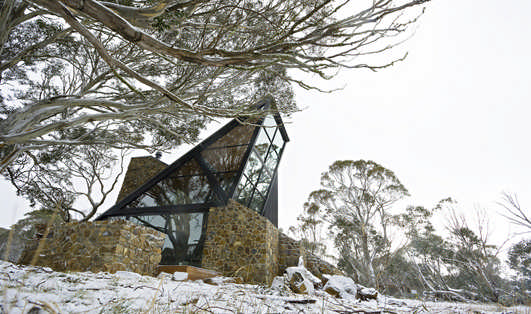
left=131, top=174, right=211, bottom=207
left=262, top=115, right=277, bottom=141
left=271, top=128, right=284, bottom=156
left=249, top=193, right=266, bottom=213
left=263, top=137, right=279, bottom=174
left=235, top=175, right=254, bottom=206
left=207, top=124, right=255, bottom=149
left=257, top=171, right=272, bottom=195
left=253, top=128, right=271, bottom=163
left=241, top=150, right=263, bottom=183
left=201, top=146, right=248, bottom=172
left=215, top=171, right=238, bottom=193
left=129, top=213, right=205, bottom=266
left=175, top=158, right=204, bottom=176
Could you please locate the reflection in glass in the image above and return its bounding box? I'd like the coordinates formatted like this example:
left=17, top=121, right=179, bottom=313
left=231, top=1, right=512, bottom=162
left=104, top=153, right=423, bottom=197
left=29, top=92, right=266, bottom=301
left=201, top=146, right=247, bottom=173
left=271, top=128, right=284, bottom=156
left=128, top=213, right=205, bottom=266
left=131, top=174, right=211, bottom=207
left=99, top=108, right=288, bottom=266
left=207, top=124, right=255, bottom=149
left=234, top=114, right=286, bottom=213
left=253, top=129, right=271, bottom=163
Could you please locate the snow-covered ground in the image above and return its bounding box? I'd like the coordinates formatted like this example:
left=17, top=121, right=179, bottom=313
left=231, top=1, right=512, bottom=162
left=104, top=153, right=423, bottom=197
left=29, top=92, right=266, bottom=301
left=0, top=261, right=527, bottom=313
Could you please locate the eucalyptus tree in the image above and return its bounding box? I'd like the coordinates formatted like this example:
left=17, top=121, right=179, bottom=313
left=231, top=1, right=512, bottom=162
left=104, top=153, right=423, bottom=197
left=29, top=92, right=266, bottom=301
left=5, top=143, right=127, bottom=222
left=0, top=0, right=430, bottom=168
left=307, top=160, right=409, bottom=288
left=289, top=194, right=328, bottom=258
left=0, top=0, right=430, bottom=219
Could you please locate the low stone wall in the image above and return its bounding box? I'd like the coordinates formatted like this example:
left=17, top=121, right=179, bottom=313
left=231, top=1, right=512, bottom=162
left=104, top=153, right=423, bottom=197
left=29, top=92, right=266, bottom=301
left=278, top=232, right=302, bottom=274
left=19, top=220, right=165, bottom=276
left=202, top=200, right=279, bottom=284
left=278, top=232, right=342, bottom=279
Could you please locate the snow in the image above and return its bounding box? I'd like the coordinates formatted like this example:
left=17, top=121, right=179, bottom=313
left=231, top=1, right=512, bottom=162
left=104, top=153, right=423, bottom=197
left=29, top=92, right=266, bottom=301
left=171, top=271, right=187, bottom=281
left=323, top=274, right=358, bottom=298
left=0, top=261, right=528, bottom=313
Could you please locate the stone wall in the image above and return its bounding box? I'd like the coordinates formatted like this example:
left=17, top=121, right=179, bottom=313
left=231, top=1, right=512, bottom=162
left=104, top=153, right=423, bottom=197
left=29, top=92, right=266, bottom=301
left=19, top=220, right=165, bottom=276
left=202, top=200, right=279, bottom=284
left=201, top=200, right=341, bottom=284
left=278, top=232, right=302, bottom=274
left=116, top=156, right=168, bottom=202
left=278, top=232, right=343, bottom=279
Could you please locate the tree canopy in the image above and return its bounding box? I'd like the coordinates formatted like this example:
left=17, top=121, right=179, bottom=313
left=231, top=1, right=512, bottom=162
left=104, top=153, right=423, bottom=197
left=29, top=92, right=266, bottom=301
left=300, top=159, right=409, bottom=287
left=0, top=0, right=429, bottom=217
left=0, top=0, right=429, bottom=166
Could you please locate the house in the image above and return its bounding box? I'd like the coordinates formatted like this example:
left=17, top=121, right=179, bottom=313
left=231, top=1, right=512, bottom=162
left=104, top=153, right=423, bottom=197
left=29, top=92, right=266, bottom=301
left=93, top=96, right=339, bottom=283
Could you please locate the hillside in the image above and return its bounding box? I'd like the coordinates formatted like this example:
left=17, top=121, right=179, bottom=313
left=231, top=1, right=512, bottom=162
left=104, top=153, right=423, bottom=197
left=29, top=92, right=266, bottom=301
left=1, top=261, right=527, bottom=313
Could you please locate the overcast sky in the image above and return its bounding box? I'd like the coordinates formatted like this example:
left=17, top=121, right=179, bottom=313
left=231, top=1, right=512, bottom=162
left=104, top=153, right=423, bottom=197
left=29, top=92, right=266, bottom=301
left=1, top=0, right=530, bottom=247
left=277, top=0, right=531, bottom=244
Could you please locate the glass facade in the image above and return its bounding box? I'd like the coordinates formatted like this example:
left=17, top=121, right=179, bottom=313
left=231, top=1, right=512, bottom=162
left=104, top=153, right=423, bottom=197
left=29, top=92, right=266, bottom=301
left=127, top=213, right=206, bottom=265
left=97, top=100, right=288, bottom=267
left=234, top=115, right=285, bottom=212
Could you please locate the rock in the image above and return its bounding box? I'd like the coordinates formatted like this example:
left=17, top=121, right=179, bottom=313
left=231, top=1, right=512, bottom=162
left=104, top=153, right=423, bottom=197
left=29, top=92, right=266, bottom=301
left=324, top=285, right=341, bottom=298
left=357, top=287, right=378, bottom=301
left=322, top=275, right=358, bottom=299
left=285, top=265, right=320, bottom=295
left=288, top=271, right=313, bottom=294
left=114, top=270, right=142, bottom=281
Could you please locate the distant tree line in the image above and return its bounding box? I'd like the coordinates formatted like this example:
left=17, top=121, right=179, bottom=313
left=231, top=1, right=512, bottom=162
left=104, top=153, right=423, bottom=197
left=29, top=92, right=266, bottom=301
left=290, top=160, right=531, bottom=305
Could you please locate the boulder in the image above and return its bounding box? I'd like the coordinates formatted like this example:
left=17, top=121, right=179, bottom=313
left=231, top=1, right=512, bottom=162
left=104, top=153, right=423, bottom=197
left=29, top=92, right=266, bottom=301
left=288, top=271, right=314, bottom=294
left=357, top=287, right=378, bottom=301
left=322, top=275, right=358, bottom=298
left=285, top=264, right=320, bottom=295
left=324, top=284, right=341, bottom=298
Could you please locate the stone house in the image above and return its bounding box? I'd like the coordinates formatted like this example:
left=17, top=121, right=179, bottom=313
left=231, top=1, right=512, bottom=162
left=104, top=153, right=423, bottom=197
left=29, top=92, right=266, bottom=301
left=97, top=97, right=339, bottom=283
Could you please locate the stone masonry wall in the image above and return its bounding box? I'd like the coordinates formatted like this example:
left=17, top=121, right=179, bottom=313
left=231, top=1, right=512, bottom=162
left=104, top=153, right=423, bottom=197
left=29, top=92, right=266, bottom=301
left=19, top=220, right=165, bottom=276
left=116, top=156, right=168, bottom=202
left=278, top=232, right=343, bottom=279
left=202, top=200, right=279, bottom=284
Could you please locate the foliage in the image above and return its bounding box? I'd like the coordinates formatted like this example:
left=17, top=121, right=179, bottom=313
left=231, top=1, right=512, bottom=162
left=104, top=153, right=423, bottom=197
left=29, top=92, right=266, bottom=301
left=298, top=160, right=409, bottom=288
left=5, top=144, right=126, bottom=221
left=405, top=205, right=504, bottom=302
left=509, top=239, right=531, bottom=280
left=289, top=193, right=328, bottom=258
left=292, top=162, right=515, bottom=302
left=0, top=0, right=429, bottom=219
left=0, top=0, right=430, bottom=163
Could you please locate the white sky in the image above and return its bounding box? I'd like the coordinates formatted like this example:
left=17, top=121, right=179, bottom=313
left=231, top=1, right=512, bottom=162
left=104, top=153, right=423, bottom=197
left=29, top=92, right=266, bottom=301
left=1, top=0, right=530, bottom=248
left=277, top=0, right=531, bottom=244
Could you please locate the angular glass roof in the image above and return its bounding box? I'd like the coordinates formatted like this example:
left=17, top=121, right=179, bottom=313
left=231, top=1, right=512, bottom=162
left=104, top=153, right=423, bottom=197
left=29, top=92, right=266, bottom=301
left=98, top=97, right=288, bottom=224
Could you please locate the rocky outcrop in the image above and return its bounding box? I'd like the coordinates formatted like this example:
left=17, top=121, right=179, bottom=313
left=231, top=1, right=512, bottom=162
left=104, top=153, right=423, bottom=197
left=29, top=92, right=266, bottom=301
left=273, top=262, right=379, bottom=300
